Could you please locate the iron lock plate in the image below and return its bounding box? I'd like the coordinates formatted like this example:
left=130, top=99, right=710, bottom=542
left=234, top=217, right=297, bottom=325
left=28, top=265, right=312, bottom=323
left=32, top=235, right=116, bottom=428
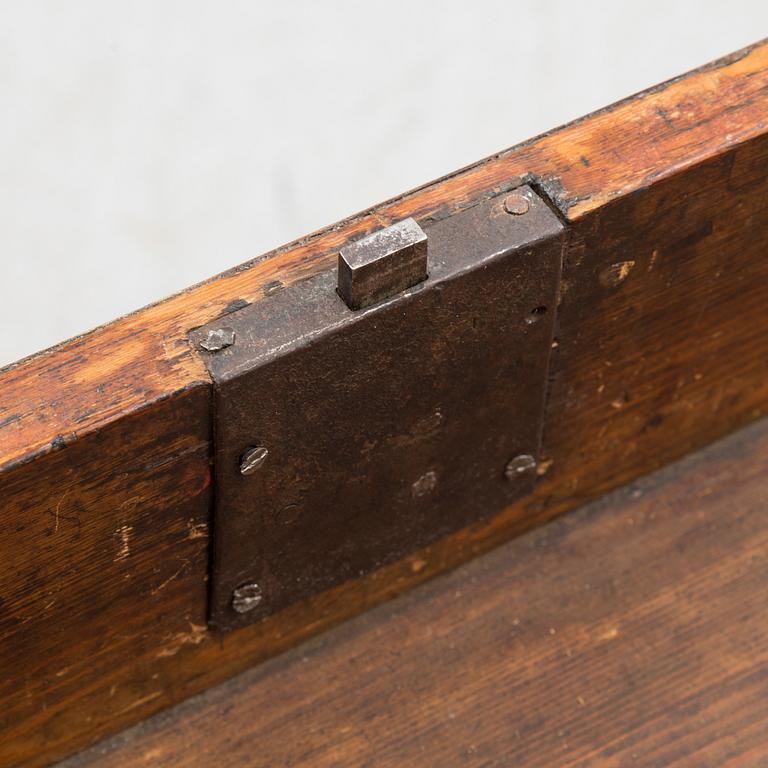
left=191, top=186, right=564, bottom=630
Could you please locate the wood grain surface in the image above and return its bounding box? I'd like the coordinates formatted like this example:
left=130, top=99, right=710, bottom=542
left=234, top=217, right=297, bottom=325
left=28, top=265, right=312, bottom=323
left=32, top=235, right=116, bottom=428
left=62, top=416, right=768, bottom=767
left=2, top=40, right=768, bottom=766
left=2, top=41, right=766, bottom=472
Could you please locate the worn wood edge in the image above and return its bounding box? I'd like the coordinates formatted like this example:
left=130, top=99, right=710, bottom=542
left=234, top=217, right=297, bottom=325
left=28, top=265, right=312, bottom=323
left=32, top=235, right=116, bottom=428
left=2, top=38, right=767, bottom=470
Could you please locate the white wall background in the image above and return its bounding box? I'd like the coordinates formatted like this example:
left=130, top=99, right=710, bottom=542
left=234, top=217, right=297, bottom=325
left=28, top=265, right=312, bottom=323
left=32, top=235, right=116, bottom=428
left=1, top=2, right=765, bottom=366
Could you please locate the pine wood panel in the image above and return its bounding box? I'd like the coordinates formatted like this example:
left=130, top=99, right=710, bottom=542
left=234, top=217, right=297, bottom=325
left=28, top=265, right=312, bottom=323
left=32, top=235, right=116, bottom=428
left=62, top=417, right=768, bottom=767
left=1, top=40, right=768, bottom=766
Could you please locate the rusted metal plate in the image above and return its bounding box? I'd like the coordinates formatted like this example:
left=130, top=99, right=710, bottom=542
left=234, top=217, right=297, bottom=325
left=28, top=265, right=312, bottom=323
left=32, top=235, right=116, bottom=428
left=191, top=186, right=564, bottom=631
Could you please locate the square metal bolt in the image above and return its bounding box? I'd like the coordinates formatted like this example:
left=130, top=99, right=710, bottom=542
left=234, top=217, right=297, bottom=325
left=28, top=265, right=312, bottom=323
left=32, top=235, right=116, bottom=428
left=337, top=218, right=428, bottom=310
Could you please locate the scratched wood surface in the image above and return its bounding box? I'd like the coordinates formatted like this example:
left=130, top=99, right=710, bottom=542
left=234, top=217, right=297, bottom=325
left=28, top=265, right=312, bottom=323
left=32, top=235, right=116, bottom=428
left=2, top=40, right=768, bottom=767
left=62, top=417, right=768, bottom=768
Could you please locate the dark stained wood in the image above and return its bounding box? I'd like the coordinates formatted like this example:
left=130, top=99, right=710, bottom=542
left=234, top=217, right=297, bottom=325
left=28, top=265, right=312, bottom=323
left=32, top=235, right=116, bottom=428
left=0, top=386, right=212, bottom=764
left=61, top=416, right=768, bottom=767
left=2, top=40, right=768, bottom=766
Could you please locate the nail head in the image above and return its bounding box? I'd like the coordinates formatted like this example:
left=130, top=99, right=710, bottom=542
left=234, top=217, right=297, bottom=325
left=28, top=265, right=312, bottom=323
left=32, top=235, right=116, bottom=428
left=505, top=454, right=537, bottom=479
left=231, top=582, right=263, bottom=613
left=200, top=327, right=236, bottom=352
left=504, top=193, right=530, bottom=216
left=240, top=446, right=269, bottom=475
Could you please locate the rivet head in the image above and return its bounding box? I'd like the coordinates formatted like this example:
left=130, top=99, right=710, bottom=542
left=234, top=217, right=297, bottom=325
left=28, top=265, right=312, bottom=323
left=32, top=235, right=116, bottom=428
left=240, top=446, right=268, bottom=475
left=504, top=454, right=537, bottom=479
left=200, top=327, right=236, bottom=352
left=231, top=582, right=263, bottom=613
left=503, top=193, right=530, bottom=216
